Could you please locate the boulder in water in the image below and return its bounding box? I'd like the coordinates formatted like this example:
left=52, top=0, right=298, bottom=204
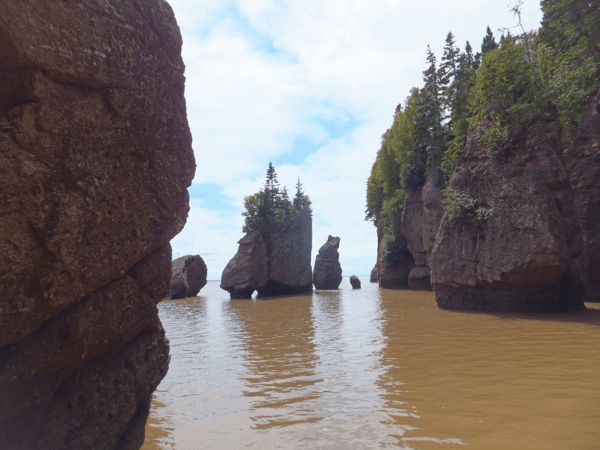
left=313, top=235, right=343, bottom=290
left=350, top=275, right=361, bottom=289
left=169, top=255, right=208, bottom=299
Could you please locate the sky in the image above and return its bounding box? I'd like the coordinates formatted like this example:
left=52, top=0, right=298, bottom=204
left=167, top=0, right=544, bottom=281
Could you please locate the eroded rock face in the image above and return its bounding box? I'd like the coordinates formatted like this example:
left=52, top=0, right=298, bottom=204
left=370, top=264, right=379, bottom=282
left=350, top=275, right=361, bottom=289
left=259, top=215, right=313, bottom=296
left=399, top=178, right=443, bottom=290
left=0, top=1, right=193, bottom=447
left=221, top=215, right=313, bottom=298
left=378, top=234, right=415, bottom=289
left=431, top=115, right=586, bottom=313
left=169, top=255, right=208, bottom=299
left=313, top=235, right=343, bottom=290
left=221, top=231, right=269, bottom=299
left=567, top=88, right=600, bottom=302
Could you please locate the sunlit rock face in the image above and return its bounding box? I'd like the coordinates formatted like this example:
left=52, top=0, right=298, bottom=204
left=430, top=90, right=600, bottom=312
left=313, top=235, right=343, bottom=290
left=169, top=255, right=208, bottom=299
left=221, top=215, right=313, bottom=298
left=0, top=0, right=194, bottom=448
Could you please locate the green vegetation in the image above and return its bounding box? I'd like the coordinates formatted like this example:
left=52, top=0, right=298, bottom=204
left=242, top=162, right=312, bottom=233
left=366, top=0, right=599, bottom=256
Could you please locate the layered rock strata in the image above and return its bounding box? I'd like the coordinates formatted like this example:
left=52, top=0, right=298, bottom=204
left=221, top=216, right=313, bottom=298
left=313, top=235, right=343, bottom=290
left=431, top=109, right=594, bottom=312
left=168, top=255, right=208, bottom=299
left=0, top=1, right=194, bottom=448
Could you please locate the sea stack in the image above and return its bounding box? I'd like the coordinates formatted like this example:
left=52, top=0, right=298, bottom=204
left=0, top=1, right=194, bottom=448
left=313, top=235, right=343, bottom=290
left=350, top=275, right=361, bottom=289
left=221, top=215, right=313, bottom=298
left=168, top=255, right=208, bottom=299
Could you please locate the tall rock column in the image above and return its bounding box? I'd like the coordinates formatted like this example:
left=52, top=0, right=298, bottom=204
left=0, top=1, right=194, bottom=448
left=313, top=235, right=343, bottom=290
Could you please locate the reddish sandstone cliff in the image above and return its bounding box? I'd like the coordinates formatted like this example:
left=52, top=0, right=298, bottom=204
left=430, top=92, right=600, bottom=312
left=0, top=1, right=194, bottom=448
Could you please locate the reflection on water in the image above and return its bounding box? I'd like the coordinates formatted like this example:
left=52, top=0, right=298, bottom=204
left=230, top=296, right=322, bottom=429
left=143, top=280, right=600, bottom=449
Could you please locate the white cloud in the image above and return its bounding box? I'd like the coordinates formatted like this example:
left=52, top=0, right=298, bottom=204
left=168, top=0, right=544, bottom=280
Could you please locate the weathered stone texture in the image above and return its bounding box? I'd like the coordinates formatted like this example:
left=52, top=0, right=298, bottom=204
left=0, top=0, right=193, bottom=447
left=350, top=275, right=361, bottom=289
left=221, top=231, right=269, bottom=299
left=567, top=88, right=600, bottom=302
left=431, top=114, right=587, bottom=312
left=313, top=235, right=343, bottom=290
left=169, top=255, right=208, bottom=299
left=260, top=215, right=313, bottom=296
left=221, top=215, right=313, bottom=298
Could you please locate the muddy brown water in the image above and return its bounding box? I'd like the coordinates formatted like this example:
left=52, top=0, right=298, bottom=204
left=142, top=280, right=600, bottom=449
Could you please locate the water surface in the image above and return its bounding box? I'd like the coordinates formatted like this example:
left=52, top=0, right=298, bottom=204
left=143, top=280, right=600, bottom=449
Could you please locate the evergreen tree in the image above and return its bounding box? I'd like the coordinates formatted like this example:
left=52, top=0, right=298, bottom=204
left=440, top=32, right=460, bottom=87
left=242, top=163, right=310, bottom=233
left=481, top=25, right=498, bottom=55
left=419, top=46, right=445, bottom=176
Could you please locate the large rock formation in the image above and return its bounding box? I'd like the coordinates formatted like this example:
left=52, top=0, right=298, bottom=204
left=313, top=235, right=343, bottom=290
left=221, top=215, right=313, bottom=298
left=0, top=1, right=194, bottom=448
left=350, top=275, right=361, bottom=289
left=430, top=98, right=600, bottom=311
left=399, top=177, right=444, bottom=289
left=370, top=264, right=379, bottom=282
left=221, top=231, right=269, bottom=299
left=378, top=233, right=415, bottom=289
left=567, top=88, right=600, bottom=302
left=168, top=255, right=208, bottom=299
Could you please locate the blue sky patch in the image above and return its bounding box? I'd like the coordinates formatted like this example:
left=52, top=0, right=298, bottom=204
left=188, top=183, right=237, bottom=210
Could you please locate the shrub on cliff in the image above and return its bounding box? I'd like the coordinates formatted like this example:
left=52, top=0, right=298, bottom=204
left=242, top=163, right=311, bottom=233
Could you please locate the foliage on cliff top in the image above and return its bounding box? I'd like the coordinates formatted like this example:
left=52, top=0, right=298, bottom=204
left=242, top=163, right=312, bottom=234
left=366, top=0, right=600, bottom=240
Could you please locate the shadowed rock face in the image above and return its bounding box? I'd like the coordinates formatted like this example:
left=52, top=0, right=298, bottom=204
left=350, top=275, right=361, bottom=289
left=313, top=235, right=343, bottom=290
left=370, top=264, right=379, bottom=282
left=430, top=106, right=593, bottom=312
left=399, top=177, right=443, bottom=290
left=567, top=88, right=600, bottom=302
left=221, top=215, right=313, bottom=298
left=0, top=1, right=194, bottom=448
left=169, top=255, right=208, bottom=299
left=221, top=231, right=269, bottom=299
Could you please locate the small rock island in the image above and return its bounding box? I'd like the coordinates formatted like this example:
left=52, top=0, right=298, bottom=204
left=168, top=255, right=208, bottom=299
left=221, top=165, right=313, bottom=298
left=313, top=235, right=343, bottom=290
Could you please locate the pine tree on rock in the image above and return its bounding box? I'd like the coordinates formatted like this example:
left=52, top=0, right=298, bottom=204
left=481, top=25, right=498, bottom=55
